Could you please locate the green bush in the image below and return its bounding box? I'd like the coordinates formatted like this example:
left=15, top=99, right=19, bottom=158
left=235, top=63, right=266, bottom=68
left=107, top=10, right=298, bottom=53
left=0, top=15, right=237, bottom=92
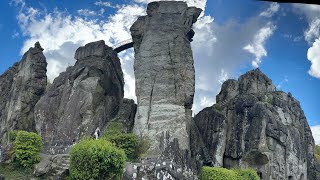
left=201, top=167, right=238, bottom=180
left=70, top=139, right=126, bottom=180
left=15, top=131, right=43, bottom=168
left=316, top=145, right=320, bottom=162
left=201, top=167, right=259, bottom=180
left=105, top=122, right=125, bottom=135
left=234, top=169, right=260, bottom=180
left=8, top=130, right=19, bottom=142
left=104, top=133, right=138, bottom=160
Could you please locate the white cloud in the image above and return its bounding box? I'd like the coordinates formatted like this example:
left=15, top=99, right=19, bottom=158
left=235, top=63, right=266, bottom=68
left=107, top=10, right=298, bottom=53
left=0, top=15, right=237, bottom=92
left=12, top=31, right=19, bottom=39
left=77, top=9, right=97, bottom=16
left=305, top=19, right=320, bottom=43
left=218, top=69, right=228, bottom=84
left=14, top=1, right=145, bottom=96
left=307, top=38, right=320, bottom=78
left=243, top=23, right=276, bottom=68
left=13, top=0, right=276, bottom=115
left=293, top=4, right=320, bottom=79
left=311, top=125, right=320, bottom=145
left=260, top=2, right=280, bottom=17
left=94, top=1, right=113, bottom=7
left=276, top=76, right=289, bottom=89
left=191, top=4, right=277, bottom=114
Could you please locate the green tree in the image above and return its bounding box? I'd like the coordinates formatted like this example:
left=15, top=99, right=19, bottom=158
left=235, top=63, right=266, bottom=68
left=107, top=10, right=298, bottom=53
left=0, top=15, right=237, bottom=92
left=15, top=131, right=43, bottom=168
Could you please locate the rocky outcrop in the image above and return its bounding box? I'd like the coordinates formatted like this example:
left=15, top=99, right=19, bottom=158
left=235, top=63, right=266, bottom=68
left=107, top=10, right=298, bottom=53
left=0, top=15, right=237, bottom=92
left=34, top=153, right=70, bottom=178
left=0, top=42, right=47, bottom=147
left=129, top=1, right=201, bottom=178
left=193, top=68, right=317, bottom=180
left=34, top=40, right=130, bottom=154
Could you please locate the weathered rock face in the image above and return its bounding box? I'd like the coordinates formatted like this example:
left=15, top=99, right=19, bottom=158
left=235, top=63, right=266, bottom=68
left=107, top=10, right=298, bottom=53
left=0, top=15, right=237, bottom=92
left=193, top=68, right=317, bottom=180
left=0, top=42, right=47, bottom=145
left=131, top=0, right=201, bottom=156
left=34, top=40, right=129, bottom=154
left=129, top=1, right=201, bottom=178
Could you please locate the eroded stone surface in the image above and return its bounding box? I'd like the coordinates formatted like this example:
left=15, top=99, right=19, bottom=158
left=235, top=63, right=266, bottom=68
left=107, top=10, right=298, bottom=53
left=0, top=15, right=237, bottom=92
left=34, top=40, right=126, bottom=154
left=131, top=0, right=200, bottom=157
left=0, top=42, right=47, bottom=154
left=193, top=68, right=318, bottom=180
left=130, top=1, right=201, bottom=178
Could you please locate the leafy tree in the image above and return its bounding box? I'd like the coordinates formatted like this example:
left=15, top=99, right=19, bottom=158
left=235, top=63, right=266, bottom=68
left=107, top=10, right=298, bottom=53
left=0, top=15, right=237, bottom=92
left=15, top=131, right=43, bottom=168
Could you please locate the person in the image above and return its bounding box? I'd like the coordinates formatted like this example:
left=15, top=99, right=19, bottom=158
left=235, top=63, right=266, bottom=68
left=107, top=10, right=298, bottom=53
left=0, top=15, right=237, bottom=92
left=94, top=127, right=100, bottom=140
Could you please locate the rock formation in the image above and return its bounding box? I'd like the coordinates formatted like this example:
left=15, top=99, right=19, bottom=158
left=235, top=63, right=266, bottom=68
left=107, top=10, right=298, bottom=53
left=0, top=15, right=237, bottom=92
left=0, top=42, right=47, bottom=148
left=34, top=40, right=135, bottom=154
left=192, top=68, right=317, bottom=180
left=131, top=0, right=201, bottom=158
left=127, top=1, right=201, bottom=178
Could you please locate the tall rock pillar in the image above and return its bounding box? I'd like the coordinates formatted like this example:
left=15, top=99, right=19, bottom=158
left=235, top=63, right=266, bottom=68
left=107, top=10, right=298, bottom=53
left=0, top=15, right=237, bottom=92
left=129, top=1, right=201, bottom=177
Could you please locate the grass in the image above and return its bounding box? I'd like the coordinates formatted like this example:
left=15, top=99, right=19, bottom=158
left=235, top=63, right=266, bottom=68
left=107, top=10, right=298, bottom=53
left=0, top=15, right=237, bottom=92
left=0, top=163, right=36, bottom=180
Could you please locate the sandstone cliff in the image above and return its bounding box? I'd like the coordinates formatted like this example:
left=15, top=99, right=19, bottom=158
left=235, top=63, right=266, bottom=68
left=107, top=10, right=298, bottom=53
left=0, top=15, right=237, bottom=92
left=0, top=42, right=47, bottom=145
left=192, top=68, right=317, bottom=180
left=131, top=0, right=201, bottom=158
left=34, top=40, right=136, bottom=154
left=123, top=2, right=202, bottom=179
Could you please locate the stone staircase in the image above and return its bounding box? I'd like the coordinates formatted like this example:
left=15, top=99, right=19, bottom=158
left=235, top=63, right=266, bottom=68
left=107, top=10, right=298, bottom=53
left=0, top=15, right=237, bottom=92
left=50, top=154, right=70, bottom=176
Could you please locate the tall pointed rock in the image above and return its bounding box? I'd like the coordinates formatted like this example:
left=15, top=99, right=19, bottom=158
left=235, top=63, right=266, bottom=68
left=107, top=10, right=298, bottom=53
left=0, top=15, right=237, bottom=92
left=0, top=42, right=47, bottom=159
left=128, top=1, right=201, bottom=178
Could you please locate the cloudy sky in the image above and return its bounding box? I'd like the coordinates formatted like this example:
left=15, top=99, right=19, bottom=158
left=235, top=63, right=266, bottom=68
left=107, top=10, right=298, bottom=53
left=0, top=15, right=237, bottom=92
left=0, top=0, right=319, bottom=144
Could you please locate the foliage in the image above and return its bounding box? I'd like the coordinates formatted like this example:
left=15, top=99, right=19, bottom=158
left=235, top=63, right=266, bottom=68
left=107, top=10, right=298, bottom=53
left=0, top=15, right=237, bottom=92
left=69, top=139, right=126, bottom=180
left=135, top=136, right=150, bottom=158
left=103, top=122, right=149, bottom=161
left=201, top=166, right=259, bottom=180
left=15, top=131, right=43, bottom=168
left=316, top=145, right=320, bottom=162
left=201, top=167, right=238, bottom=180
left=105, top=122, right=125, bottom=135
left=103, top=133, right=138, bottom=160
left=213, top=104, right=222, bottom=112
left=0, top=163, right=34, bottom=180
left=234, top=169, right=260, bottom=180
left=8, top=130, right=19, bottom=142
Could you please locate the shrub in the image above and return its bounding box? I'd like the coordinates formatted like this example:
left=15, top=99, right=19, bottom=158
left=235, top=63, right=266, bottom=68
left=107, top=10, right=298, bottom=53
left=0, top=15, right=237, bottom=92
left=234, top=169, right=260, bottom=180
left=105, top=122, right=125, bottom=135
left=15, top=131, right=43, bottom=168
left=315, top=145, right=320, bottom=162
left=8, top=130, right=19, bottom=142
left=104, top=133, right=138, bottom=160
left=201, top=167, right=238, bottom=180
left=201, top=167, right=259, bottom=180
left=69, top=139, right=126, bottom=180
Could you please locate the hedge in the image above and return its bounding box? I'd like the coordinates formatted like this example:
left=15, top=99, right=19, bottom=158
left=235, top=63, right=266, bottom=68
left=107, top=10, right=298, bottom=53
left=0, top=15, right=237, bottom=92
left=15, top=131, right=43, bottom=168
left=201, top=166, right=259, bottom=180
left=69, top=139, right=126, bottom=180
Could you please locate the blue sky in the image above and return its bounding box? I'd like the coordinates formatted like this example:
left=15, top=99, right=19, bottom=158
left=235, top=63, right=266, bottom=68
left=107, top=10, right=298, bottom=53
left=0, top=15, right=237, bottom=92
left=0, top=0, right=320, bottom=143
